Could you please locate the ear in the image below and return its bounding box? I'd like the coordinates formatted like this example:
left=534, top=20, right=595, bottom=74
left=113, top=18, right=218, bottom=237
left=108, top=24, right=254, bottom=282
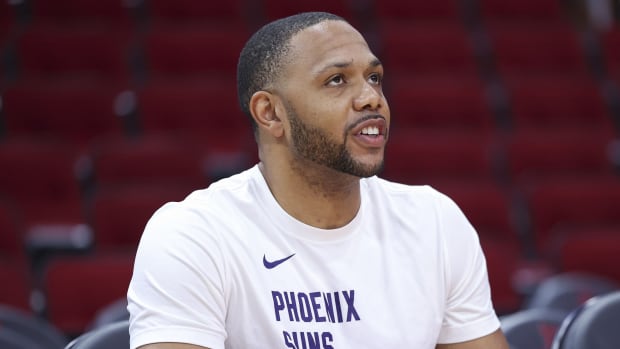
left=249, top=91, right=284, bottom=138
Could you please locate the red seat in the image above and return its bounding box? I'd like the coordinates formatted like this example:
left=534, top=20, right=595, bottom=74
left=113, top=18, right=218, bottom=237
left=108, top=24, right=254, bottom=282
left=504, top=75, right=614, bottom=134
left=378, top=22, right=478, bottom=76
left=481, top=239, right=523, bottom=314
left=382, top=131, right=500, bottom=186
left=91, top=186, right=191, bottom=251
left=0, top=262, right=32, bottom=312
left=386, top=75, right=496, bottom=133
left=0, top=200, right=25, bottom=263
left=147, top=0, right=248, bottom=27
left=478, top=0, right=566, bottom=24
left=261, top=0, right=353, bottom=22
left=505, top=132, right=616, bottom=184
left=144, top=25, right=249, bottom=80
left=600, top=26, right=620, bottom=80
left=375, top=0, right=462, bottom=22
left=0, top=200, right=32, bottom=312
left=553, top=229, right=620, bottom=285
left=0, top=140, right=84, bottom=227
left=2, top=81, right=128, bottom=148
left=137, top=78, right=254, bottom=154
left=0, top=1, right=15, bottom=82
left=29, top=0, right=136, bottom=28
left=0, top=1, right=15, bottom=46
left=90, top=135, right=208, bottom=191
left=42, top=253, right=134, bottom=336
left=439, top=182, right=519, bottom=245
left=487, top=23, right=588, bottom=77
left=525, top=178, right=620, bottom=254
left=15, top=24, right=134, bottom=82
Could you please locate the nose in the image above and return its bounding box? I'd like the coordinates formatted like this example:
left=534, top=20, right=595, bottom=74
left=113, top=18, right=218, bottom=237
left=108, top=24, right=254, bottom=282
left=353, top=81, right=382, bottom=111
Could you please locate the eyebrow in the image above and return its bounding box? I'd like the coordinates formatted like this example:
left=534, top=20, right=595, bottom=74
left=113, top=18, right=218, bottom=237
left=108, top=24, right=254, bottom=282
left=314, top=58, right=383, bottom=76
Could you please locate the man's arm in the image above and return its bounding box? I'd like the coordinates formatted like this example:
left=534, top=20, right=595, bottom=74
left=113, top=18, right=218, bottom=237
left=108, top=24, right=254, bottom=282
left=436, top=329, right=510, bottom=349
left=138, top=343, right=210, bottom=349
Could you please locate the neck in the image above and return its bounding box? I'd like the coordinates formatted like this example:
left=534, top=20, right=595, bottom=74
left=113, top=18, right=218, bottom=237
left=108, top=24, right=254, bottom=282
left=258, top=159, right=362, bottom=230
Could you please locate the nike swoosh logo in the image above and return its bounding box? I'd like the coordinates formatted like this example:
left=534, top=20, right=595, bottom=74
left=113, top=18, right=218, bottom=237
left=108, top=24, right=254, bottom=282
left=263, top=253, right=296, bottom=269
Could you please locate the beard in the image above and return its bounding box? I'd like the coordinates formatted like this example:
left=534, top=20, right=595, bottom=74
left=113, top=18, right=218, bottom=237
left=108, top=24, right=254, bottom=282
left=284, top=100, right=384, bottom=178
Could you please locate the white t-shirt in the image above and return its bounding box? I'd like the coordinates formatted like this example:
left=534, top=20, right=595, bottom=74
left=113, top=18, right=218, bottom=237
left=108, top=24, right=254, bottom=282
left=128, top=165, right=500, bottom=349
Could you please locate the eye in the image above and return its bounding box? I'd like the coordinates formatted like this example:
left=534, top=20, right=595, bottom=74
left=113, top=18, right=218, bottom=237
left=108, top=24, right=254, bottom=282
left=326, top=74, right=345, bottom=86
left=368, top=73, right=382, bottom=85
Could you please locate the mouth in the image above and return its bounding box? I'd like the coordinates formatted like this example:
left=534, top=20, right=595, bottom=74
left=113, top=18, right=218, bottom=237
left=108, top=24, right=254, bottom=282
left=351, top=115, right=387, bottom=136
left=359, top=125, right=382, bottom=136
left=350, top=115, right=388, bottom=147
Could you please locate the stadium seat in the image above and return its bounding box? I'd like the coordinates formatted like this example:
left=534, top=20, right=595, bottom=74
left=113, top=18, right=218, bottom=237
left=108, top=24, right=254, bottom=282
left=144, top=24, right=249, bottom=80
left=0, top=329, right=40, bottom=349
left=599, top=26, right=620, bottom=80
left=438, top=182, right=519, bottom=244
left=88, top=298, right=129, bottom=330
left=0, top=305, right=68, bottom=349
left=90, top=185, right=193, bottom=251
left=0, top=262, right=32, bottom=312
left=65, top=320, right=129, bottom=349
left=527, top=272, right=619, bottom=313
left=487, top=23, right=588, bottom=77
left=481, top=238, right=523, bottom=314
left=260, top=0, right=353, bottom=23
left=505, top=132, right=616, bottom=184
left=15, top=25, right=134, bottom=82
left=0, top=202, right=32, bottom=310
left=478, top=0, right=566, bottom=24
left=503, top=75, right=614, bottom=134
left=136, top=78, right=247, bottom=134
left=28, top=0, right=136, bottom=28
left=374, top=0, right=462, bottom=22
left=90, top=135, right=207, bottom=191
left=553, top=230, right=620, bottom=286
left=551, top=291, right=620, bottom=349
left=385, top=75, right=496, bottom=133
left=147, top=0, right=248, bottom=27
left=524, top=178, right=620, bottom=254
left=0, top=140, right=85, bottom=227
left=42, top=253, right=134, bottom=336
left=2, top=81, right=129, bottom=147
left=0, top=1, right=14, bottom=37
left=0, top=200, right=26, bottom=263
left=382, top=131, right=500, bottom=186
left=500, top=308, right=568, bottom=349
left=135, top=78, right=255, bottom=169
left=378, top=22, right=478, bottom=76
left=0, top=0, right=15, bottom=80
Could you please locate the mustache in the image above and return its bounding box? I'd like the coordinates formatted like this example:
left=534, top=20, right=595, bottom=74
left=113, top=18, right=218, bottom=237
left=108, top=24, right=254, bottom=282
left=347, top=114, right=387, bottom=132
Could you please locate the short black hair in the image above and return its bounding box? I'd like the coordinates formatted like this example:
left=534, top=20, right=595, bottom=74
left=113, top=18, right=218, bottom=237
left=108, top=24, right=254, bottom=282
left=237, top=12, right=346, bottom=132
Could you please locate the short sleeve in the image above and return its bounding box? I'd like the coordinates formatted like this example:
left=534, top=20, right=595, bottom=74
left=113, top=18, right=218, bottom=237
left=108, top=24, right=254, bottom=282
left=434, top=192, right=501, bottom=344
left=127, top=202, right=228, bottom=349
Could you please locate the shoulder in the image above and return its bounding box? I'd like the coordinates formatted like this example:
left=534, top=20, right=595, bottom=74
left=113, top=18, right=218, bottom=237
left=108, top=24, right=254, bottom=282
left=157, top=165, right=261, bottom=217
left=142, top=166, right=263, bottom=241
left=364, top=176, right=477, bottom=246
left=363, top=176, right=455, bottom=208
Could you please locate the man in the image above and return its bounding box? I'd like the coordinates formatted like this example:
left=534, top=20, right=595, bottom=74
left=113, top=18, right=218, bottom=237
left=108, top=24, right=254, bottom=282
left=128, top=12, right=510, bottom=349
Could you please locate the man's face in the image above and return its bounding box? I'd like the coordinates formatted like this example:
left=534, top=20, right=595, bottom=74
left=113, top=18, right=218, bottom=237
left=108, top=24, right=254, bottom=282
left=275, top=20, right=390, bottom=178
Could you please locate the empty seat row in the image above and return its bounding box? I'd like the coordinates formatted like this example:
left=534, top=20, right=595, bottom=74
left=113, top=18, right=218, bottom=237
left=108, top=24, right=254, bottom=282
left=1, top=1, right=619, bottom=83
left=1, top=75, right=618, bottom=152
left=0, top=251, right=134, bottom=339
left=3, top=19, right=619, bottom=79
left=0, top=78, right=256, bottom=150
left=0, top=0, right=581, bottom=26
left=0, top=131, right=616, bottom=254
left=0, top=132, right=617, bottom=238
